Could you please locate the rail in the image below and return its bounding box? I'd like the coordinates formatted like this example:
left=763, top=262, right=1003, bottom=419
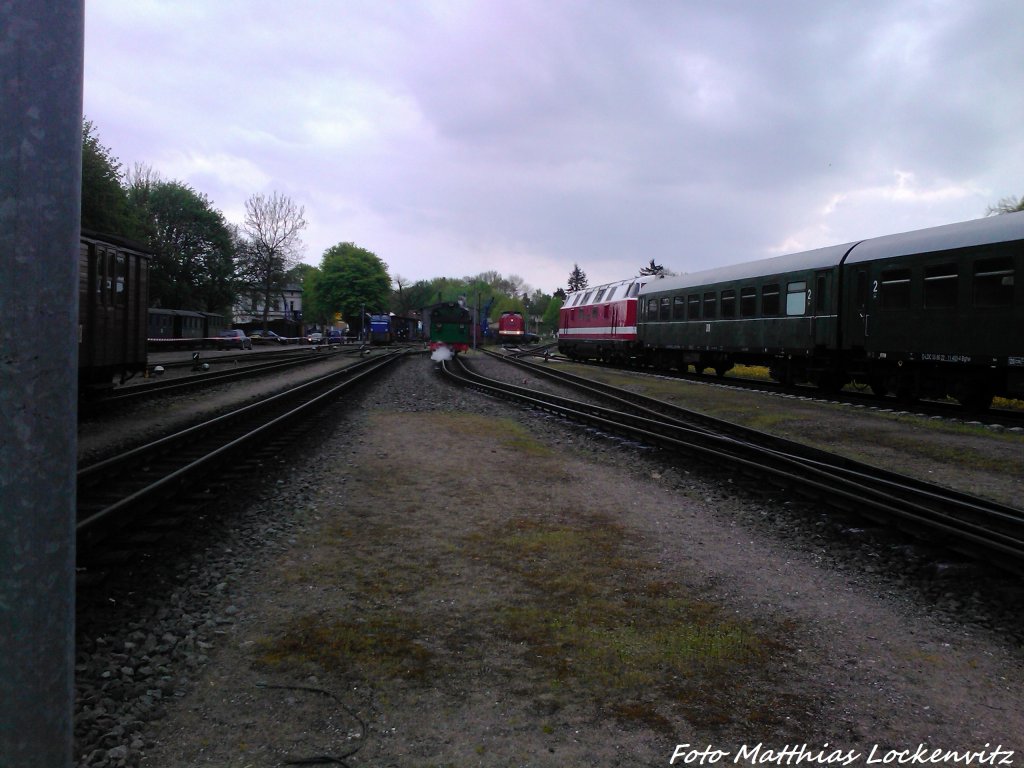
left=442, top=354, right=1024, bottom=574
left=77, top=350, right=405, bottom=540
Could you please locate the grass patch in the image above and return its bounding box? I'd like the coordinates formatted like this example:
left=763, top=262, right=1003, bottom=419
left=412, top=412, right=554, bottom=458
left=857, top=430, right=1020, bottom=472
left=256, top=613, right=433, bottom=682
left=465, top=516, right=787, bottom=730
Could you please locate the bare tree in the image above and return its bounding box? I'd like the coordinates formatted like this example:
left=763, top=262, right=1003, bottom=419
left=240, top=191, right=307, bottom=328
left=638, top=258, right=664, bottom=277
left=986, top=194, right=1024, bottom=216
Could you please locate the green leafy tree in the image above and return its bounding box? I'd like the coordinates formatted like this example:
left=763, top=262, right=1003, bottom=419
left=239, top=191, right=307, bottom=328
left=312, top=242, right=391, bottom=334
left=81, top=119, right=140, bottom=237
left=986, top=194, right=1024, bottom=215
left=300, top=267, right=329, bottom=329
left=492, top=293, right=527, bottom=321
left=394, top=278, right=442, bottom=315
left=542, top=295, right=563, bottom=334
left=567, top=263, right=588, bottom=292
left=126, top=172, right=236, bottom=313
left=524, top=288, right=551, bottom=321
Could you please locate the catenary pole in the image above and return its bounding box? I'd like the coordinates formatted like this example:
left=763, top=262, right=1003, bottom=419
left=0, top=1, right=84, bottom=766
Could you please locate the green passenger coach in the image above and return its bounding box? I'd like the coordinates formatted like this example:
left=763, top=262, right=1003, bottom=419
left=634, top=211, right=1024, bottom=409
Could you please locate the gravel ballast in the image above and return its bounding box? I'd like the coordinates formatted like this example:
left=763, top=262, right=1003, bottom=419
left=74, top=353, right=1024, bottom=767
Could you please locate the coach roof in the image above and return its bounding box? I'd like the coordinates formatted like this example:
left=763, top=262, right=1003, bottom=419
left=640, top=241, right=857, bottom=296
left=844, top=210, right=1024, bottom=265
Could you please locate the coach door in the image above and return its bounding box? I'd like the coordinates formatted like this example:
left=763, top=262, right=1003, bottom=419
left=843, top=268, right=870, bottom=350
left=811, top=270, right=833, bottom=347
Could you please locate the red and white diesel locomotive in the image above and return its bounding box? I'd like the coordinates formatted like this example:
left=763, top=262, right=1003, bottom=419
left=496, top=311, right=526, bottom=344
left=556, top=277, right=646, bottom=364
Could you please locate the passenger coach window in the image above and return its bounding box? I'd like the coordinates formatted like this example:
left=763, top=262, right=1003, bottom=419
left=687, top=294, right=701, bottom=320
left=660, top=297, right=671, bottom=320
left=94, top=250, right=104, bottom=302
left=880, top=269, right=911, bottom=309
left=703, top=292, right=717, bottom=319
left=115, top=253, right=127, bottom=306
left=721, top=289, right=736, bottom=318
left=761, top=284, right=780, bottom=316
left=973, top=257, right=1014, bottom=306
left=647, top=299, right=658, bottom=321
left=785, top=281, right=807, bottom=316
left=924, top=264, right=958, bottom=308
left=672, top=296, right=686, bottom=320
left=740, top=287, right=756, bottom=317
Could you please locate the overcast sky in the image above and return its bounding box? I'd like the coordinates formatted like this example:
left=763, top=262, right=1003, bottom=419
left=83, top=1, right=1024, bottom=295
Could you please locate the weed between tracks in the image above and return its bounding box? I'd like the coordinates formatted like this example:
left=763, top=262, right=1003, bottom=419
left=463, top=516, right=787, bottom=730
left=254, top=410, right=807, bottom=734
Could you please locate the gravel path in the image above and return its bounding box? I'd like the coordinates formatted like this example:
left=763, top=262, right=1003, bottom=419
left=75, top=352, right=1024, bottom=767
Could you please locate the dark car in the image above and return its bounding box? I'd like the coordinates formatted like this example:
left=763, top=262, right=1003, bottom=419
left=217, top=329, right=252, bottom=350
left=250, top=329, right=287, bottom=345
left=325, top=329, right=344, bottom=344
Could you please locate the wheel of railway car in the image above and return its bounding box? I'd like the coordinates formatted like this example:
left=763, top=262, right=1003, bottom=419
left=714, top=363, right=730, bottom=378
left=895, top=383, right=919, bottom=405
left=869, top=378, right=889, bottom=397
left=957, top=391, right=993, bottom=411
left=954, top=381, right=994, bottom=412
left=768, top=363, right=793, bottom=386
left=815, top=372, right=847, bottom=394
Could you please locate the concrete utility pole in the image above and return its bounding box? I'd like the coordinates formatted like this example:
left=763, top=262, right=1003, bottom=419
left=0, top=2, right=84, bottom=766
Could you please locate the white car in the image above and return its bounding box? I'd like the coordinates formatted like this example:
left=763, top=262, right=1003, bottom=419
left=305, top=332, right=323, bottom=344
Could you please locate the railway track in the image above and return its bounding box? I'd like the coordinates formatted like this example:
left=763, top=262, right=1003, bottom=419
left=77, top=349, right=406, bottom=551
left=517, top=348, right=1024, bottom=430
left=444, top=351, right=1024, bottom=574
left=84, top=346, right=364, bottom=408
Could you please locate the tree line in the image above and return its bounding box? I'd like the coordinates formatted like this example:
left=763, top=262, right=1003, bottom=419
left=81, top=120, right=573, bottom=335
left=84, top=119, right=1019, bottom=335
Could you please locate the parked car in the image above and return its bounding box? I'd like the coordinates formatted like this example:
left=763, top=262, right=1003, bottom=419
left=304, top=332, right=323, bottom=344
left=251, top=330, right=287, bottom=345
left=325, top=329, right=344, bottom=344
left=217, top=329, right=252, bottom=350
